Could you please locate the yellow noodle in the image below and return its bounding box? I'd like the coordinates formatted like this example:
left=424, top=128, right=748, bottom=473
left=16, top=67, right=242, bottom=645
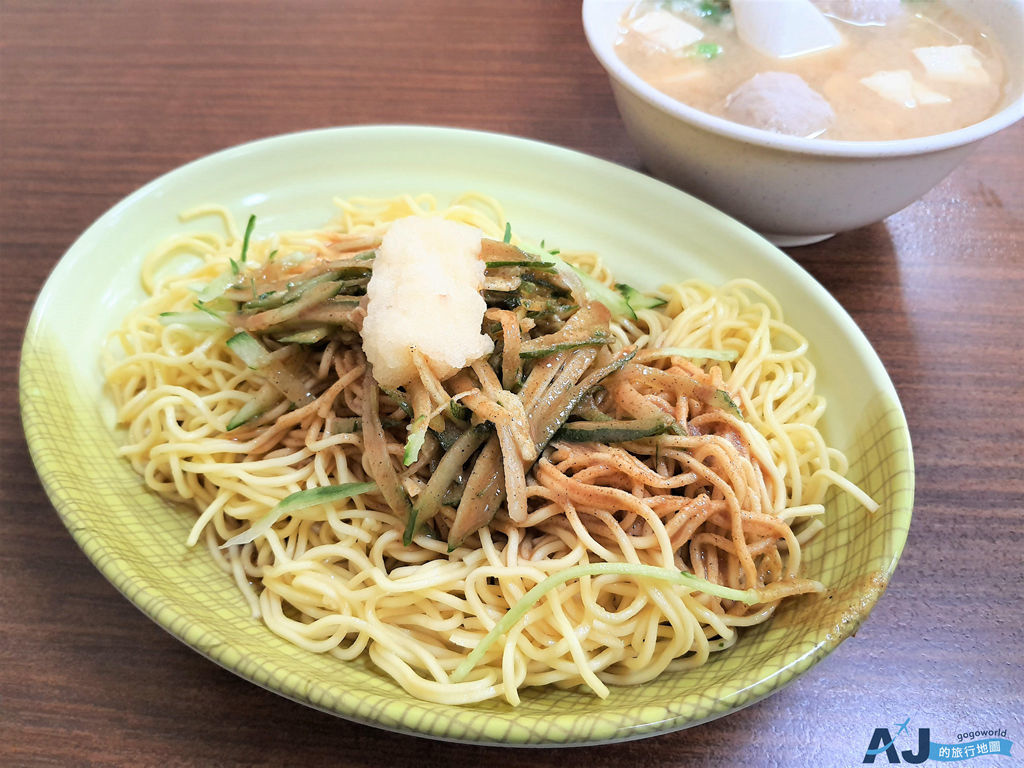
left=103, top=193, right=874, bottom=705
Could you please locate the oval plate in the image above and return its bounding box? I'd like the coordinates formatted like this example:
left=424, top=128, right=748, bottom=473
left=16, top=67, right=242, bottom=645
left=20, top=125, right=913, bottom=746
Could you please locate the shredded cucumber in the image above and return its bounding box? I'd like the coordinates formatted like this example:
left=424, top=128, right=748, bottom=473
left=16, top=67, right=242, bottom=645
left=519, top=332, right=610, bottom=360
left=616, top=283, right=667, bottom=313
left=645, top=347, right=739, bottom=362
left=403, top=415, right=429, bottom=466
left=239, top=214, right=256, bottom=263
left=226, top=331, right=272, bottom=369
left=158, top=311, right=228, bottom=330
left=450, top=563, right=764, bottom=683
left=556, top=416, right=671, bottom=443
left=226, top=384, right=279, bottom=430
left=219, top=481, right=377, bottom=549
left=196, top=270, right=239, bottom=303
left=539, top=250, right=659, bottom=320
left=274, top=326, right=330, bottom=345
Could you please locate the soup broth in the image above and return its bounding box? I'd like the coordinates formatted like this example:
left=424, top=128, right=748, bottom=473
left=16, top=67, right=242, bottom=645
left=615, top=0, right=1009, bottom=140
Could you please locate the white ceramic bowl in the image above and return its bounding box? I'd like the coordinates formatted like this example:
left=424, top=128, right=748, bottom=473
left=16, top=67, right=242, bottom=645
left=583, top=0, right=1024, bottom=245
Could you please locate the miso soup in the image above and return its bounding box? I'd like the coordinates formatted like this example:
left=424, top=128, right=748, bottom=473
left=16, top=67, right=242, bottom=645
left=615, top=0, right=1010, bottom=140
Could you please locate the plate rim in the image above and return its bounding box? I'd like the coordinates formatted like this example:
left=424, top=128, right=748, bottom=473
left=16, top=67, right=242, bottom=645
left=20, top=124, right=915, bottom=746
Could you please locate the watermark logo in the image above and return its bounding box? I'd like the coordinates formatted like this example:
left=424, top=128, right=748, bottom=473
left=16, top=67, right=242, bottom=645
left=862, top=719, right=1014, bottom=764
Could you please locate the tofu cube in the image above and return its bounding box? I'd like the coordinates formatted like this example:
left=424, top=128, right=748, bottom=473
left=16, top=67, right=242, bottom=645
left=631, top=10, right=704, bottom=53
left=860, top=69, right=950, bottom=107
left=913, top=45, right=990, bottom=85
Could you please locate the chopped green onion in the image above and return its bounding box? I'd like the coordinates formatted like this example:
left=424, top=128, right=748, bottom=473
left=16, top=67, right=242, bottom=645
left=668, top=0, right=729, bottom=23
left=698, top=0, right=729, bottom=23
left=692, top=41, right=723, bottom=59
left=219, top=481, right=377, bottom=548
left=267, top=248, right=278, bottom=262
left=502, top=221, right=512, bottom=244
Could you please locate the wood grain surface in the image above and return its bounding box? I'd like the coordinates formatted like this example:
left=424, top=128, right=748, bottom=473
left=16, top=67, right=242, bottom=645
left=2, top=2, right=1021, bottom=766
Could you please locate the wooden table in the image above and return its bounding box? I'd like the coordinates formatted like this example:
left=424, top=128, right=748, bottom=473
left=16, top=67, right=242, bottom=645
left=2, top=2, right=1021, bottom=765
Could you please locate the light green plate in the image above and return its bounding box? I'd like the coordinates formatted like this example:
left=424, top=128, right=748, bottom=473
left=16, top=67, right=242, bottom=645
left=20, top=126, right=913, bottom=746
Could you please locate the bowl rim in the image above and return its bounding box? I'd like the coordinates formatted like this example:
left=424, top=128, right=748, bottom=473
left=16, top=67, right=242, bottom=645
left=581, top=0, right=1024, bottom=158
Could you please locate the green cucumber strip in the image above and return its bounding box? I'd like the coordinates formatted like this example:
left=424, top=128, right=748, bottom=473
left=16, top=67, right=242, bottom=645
left=449, top=563, right=769, bottom=683
left=617, top=283, right=667, bottom=313
left=226, top=399, right=265, bottom=431
left=555, top=415, right=671, bottom=443
left=403, top=415, right=429, bottom=466
left=536, top=248, right=664, bottom=320
left=196, top=270, right=239, bottom=303
left=226, top=385, right=280, bottom=430
left=331, top=417, right=361, bottom=433
left=383, top=388, right=413, bottom=417
left=240, top=214, right=256, bottom=263
left=226, top=331, right=312, bottom=405
left=529, top=347, right=636, bottom=460
left=158, top=311, right=228, bottom=330
left=519, top=329, right=610, bottom=360
left=714, top=388, right=743, bottom=419
left=519, top=336, right=608, bottom=360
left=569, top=395, right=613, bottom=422
left=242, top=280, right=343, bottom=331
left=405, top=423, right=491, bottom=545
left=226, top=331, right=273, bottom=369
left=433, top=423, right=461, bottom=452
left=219, top=481, right=377, bottom=549
left=646, top=347, right=739, bottom=362
left=196, top=296, right=235, bottom=312
left=523, top=300, right=577, bottom=316
left=279, top=269, right=348, bottom=303
left=275, top=326, right=330, bottom=344
left=485, top=260, right=556, bottom=270
left=243, top=290, right=289, bottom=311
left=449, top=398, right=470, bottom=422
left=570, top=264, right=634, bottom=318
